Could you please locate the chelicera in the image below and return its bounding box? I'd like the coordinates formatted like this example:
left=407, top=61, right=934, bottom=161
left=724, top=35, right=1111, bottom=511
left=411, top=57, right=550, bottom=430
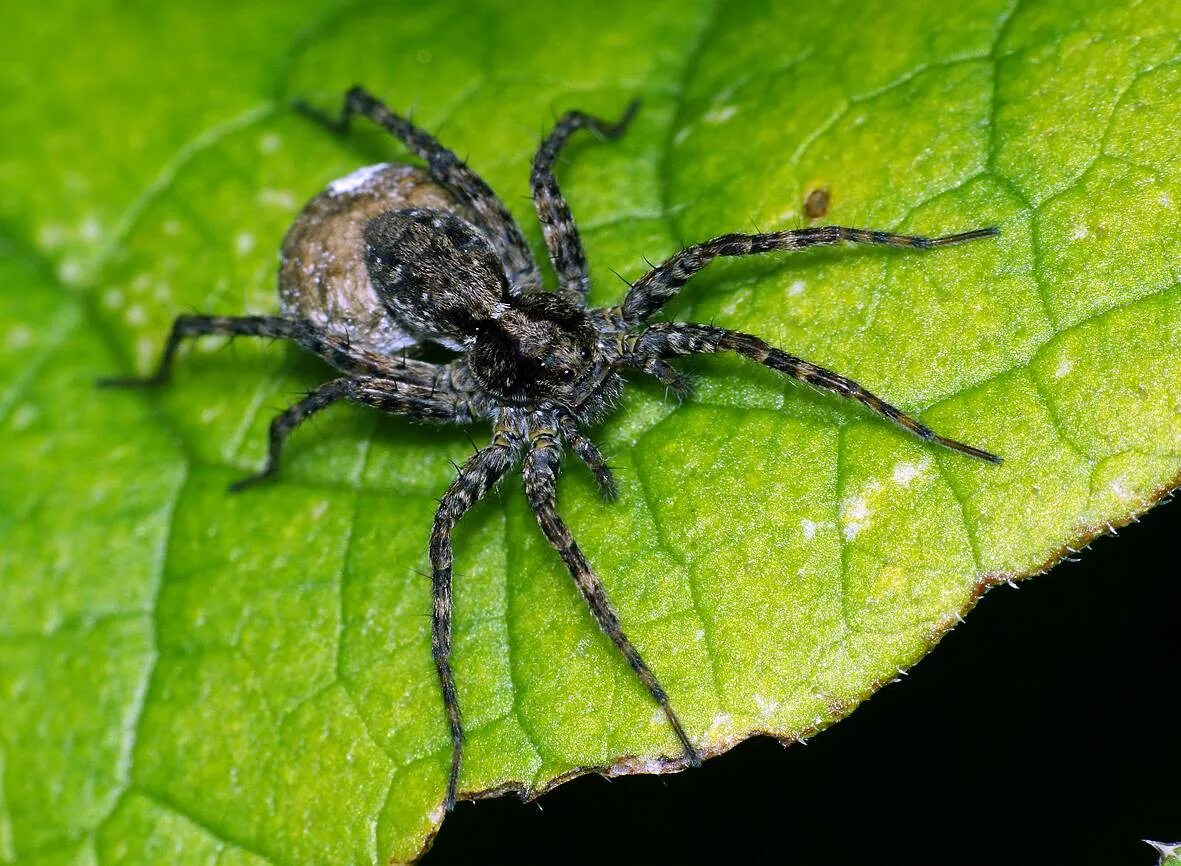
left=102, top=86, right=1001, bottom=810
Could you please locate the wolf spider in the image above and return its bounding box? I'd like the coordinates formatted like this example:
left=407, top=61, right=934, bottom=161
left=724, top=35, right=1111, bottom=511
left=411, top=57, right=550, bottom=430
left=102, top=86, right=1000, bottom=810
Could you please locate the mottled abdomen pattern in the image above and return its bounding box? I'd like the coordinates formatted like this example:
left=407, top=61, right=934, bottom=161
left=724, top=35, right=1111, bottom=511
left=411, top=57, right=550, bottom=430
left=279, top=163, right=479, bottom=355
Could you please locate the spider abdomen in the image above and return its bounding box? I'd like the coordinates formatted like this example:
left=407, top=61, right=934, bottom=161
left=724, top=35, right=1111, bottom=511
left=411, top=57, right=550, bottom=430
left=279, top=162, right=474, bottom=356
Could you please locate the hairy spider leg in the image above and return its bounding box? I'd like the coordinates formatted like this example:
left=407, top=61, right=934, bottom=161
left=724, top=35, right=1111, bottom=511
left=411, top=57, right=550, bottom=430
left=95, top=314, right=448, bottom=386
left=556, top=411, right=618, bottom=500
left=430, top=438, right=517, bottom=810
left=229, top=376, right=475, bottom=492
left=300, top=87, right=542, bottom=294
left=531, top=101, right=640, bottom=302
left=617, top=352, right=693, bottom=401
left=620, top=225, right=999, bottom=324
left=630, top=323, right=1001, bottom=463
left=522, top=425, right=702, bottom=768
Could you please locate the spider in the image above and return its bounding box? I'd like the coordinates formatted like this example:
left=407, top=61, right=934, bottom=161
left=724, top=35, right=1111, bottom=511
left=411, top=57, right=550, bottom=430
left=101, top=86, right=1001, bottom=811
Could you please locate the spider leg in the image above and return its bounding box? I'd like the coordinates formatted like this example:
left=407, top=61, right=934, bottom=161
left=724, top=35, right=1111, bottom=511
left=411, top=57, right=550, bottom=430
left=430, top=433, right=517, bottom=810
left=629, top=323, right=1002, bottom=463
left=96, top=314, right=449, bottom=387
left=531, top=101, right=639, bottom=302
left=556, top=411, right=617, bottom=500
left=304, top=87, right=542, bottom=293
left=619, top=225, right=998, bottom=324
left=98, top=315, right=296, bottom=387
left=522, top=423, right=701, bottom=767
left=229, top=376, right=475, bottom=492
left=617, top=354, right=693, bottom=401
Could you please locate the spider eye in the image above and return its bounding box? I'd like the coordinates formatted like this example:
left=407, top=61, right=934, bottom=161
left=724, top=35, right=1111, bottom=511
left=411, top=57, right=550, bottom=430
left=559, top=367, right=575, bottom=382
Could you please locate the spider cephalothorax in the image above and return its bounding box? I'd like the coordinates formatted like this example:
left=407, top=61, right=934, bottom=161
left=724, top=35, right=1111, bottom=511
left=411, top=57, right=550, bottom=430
left=102, top=86, right=1000, bottom=811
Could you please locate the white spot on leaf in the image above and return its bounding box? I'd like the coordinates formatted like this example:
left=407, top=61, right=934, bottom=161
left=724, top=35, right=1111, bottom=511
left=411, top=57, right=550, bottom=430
left=79, top=216, right=102, bottom=242
left=58, top=257, right=83, bottom=285
left=258, top=188, right=297, bottom=209
left=124, top=304, right=146, bottom=326
left=841, top=481, right=881, bottom=541
left=704, top=105, right=737, bottom=125
left=1109, top=478, right=1139, bottom=503
left=707, top=713, right=734, bottom=738
left=11, top=404, right=37, bottom=431
left=6, top=325, right=33, bottom=350
left=891, top=458, right=928, bottom=487
left=753, top=693, right=780, bottom=717
left=135, top=336, right=156, bottom=372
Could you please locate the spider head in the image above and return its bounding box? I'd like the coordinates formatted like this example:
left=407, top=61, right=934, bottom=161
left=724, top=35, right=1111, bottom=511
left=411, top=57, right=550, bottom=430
left=468, top=292, right=609, bottom=409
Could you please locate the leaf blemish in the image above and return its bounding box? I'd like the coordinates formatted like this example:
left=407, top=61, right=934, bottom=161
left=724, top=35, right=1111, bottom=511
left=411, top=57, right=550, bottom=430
left=5, top=324, right=33, bottom=350
left=707, top=713, right=735, bottom=739
left=753, top=693, right=780, bottom=717
left=257, top=187, right=297, bottom=209
left=124, top=304, right=146, bottom=326
left=891, top=459, right=929, bottom=487
left=841, top=481, right=880, bottom=541
left=703, top=104, right=737, bottom=125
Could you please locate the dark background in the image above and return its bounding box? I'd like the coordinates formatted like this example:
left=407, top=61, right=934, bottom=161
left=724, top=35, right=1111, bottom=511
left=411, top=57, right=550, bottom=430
left=425, top=497, right=1180, bottom=865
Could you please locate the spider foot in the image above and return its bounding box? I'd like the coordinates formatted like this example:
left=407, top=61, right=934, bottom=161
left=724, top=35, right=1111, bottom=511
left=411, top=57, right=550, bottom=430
left=595, top=470, right=620, bottom=503
left=929, top=432, right=1003, bottom=465
left=228, top=467, right=276, bottom=493
left=664, top=371, right=694, bottom=403
left=444, top=738, right=463, bottom=812
left=603, top=99, right=641, bottom=138
left=668, top=714, right=702, bottom=768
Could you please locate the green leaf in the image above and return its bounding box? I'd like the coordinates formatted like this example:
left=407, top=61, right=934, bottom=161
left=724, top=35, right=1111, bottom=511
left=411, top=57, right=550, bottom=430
left=2, top=0, right=1179, bottom=862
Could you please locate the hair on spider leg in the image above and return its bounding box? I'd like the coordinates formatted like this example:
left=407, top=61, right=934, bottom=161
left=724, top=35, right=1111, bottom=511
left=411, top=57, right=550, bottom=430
left=607, top=266, right=633, bottom=288
left=104, top=84, right=1001, bottom=812
left=462, top=431, right=482, bottom=454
